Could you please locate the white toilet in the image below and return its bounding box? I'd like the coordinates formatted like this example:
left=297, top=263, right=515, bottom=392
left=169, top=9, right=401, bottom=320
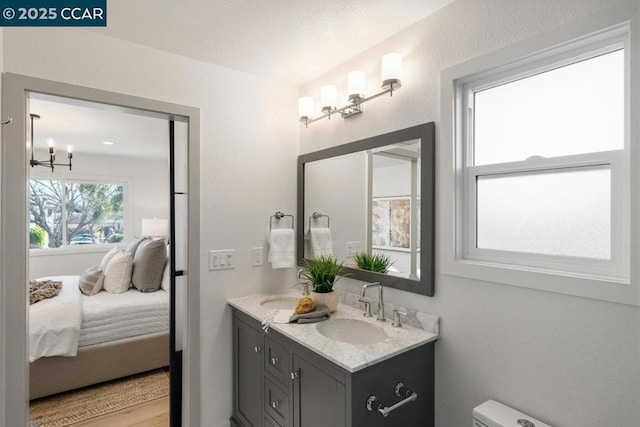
left=473, top=400, right=552, bottom=427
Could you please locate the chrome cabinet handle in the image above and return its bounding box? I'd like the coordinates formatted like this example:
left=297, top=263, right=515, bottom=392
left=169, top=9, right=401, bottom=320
left=254, top=346, right=262, bottom=353
left=290, top=372, right=298, bottom=380
left=271, top=357, right=279, bottom=365
left=271, top=400, right=280, bottom=409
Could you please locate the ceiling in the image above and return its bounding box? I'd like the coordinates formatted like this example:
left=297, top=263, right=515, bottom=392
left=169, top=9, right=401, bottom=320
left=29, top=94, right=169, bottom=159
left=28, top=2, right=454, bottom=157
left=89, top=0, right=454, bottom=85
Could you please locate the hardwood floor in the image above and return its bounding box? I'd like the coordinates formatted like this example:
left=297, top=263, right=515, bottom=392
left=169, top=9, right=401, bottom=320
left=68, top=396, right=169, bottom=427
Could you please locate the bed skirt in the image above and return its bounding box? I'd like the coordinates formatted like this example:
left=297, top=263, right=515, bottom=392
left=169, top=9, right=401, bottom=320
left=30, top=331, right=169, bottom=400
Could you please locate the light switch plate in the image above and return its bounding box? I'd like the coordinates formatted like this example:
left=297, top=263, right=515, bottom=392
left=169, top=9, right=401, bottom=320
left=252, top=247, right=264, bottom=267
left=209, top=249, right=235, bottom=270
left=346, top=241, right=361, bottom=257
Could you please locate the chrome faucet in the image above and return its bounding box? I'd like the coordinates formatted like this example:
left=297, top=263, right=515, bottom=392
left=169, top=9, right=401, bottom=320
left=361, top=282, right=385, bottom=322
left=297, top=269, right=310, bottom=296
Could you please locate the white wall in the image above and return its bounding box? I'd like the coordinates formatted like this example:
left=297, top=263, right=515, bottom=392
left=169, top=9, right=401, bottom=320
left=3, top=27, right=299, bottom=426
left=29, top=150, right=169, bottom=279
left=0, top=25, right=5, bottom=426
left=300, top=1, right=639, bottom=426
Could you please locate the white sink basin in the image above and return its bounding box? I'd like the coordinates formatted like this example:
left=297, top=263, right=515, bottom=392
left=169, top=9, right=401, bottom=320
left=316, top=319, right=387, bottom=345
left=260, top=296, right=299, bottom=310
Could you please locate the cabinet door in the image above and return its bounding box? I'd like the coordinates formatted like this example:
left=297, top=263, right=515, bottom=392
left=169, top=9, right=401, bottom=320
left=234, top=318, right=264, bottom=427
left=292, top=355, right=346, bottom=427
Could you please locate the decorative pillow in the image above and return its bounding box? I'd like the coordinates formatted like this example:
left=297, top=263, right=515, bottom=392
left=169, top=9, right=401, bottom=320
left=78, top=265, right=105, bottom=296
left=125, top=237, right=149, bottom=259
left=132, top=238, right=167, bottom=292
left=104, top=252, right=134, bottom=294
left=100, top=247, right=121, bottom=271
left=160, top=255, right=170, bottom=291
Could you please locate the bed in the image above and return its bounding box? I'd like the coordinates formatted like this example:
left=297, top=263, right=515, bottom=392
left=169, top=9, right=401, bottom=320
left=29, top=275, right=170, bottom=400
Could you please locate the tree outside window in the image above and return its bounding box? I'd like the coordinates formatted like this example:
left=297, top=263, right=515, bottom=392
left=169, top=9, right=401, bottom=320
left=29, top=179, right=124, bottom=248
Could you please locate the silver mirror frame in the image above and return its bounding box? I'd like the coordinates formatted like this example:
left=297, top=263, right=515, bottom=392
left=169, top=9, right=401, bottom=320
left=297, top=122, right=435, bottom=296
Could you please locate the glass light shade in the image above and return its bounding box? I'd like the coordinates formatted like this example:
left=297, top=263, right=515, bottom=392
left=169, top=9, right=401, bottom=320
left=142, top=217, right=169, bottom=238
left=347, top=71, right=366, bottom=100
left=320, top=85, right=338, bottom=112
left=298, top=96, right=314, bottom=119
left=381, top=52, right=402, bottom=90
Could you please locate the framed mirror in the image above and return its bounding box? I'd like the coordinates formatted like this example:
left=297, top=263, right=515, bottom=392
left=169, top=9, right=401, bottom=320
left=297, top=122, right=435, bottom=296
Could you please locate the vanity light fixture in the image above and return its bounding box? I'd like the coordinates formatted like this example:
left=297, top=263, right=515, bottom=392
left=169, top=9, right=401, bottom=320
left=29, top=113, right=73, bottom=172
left=298, top=52, right=403, bottom=127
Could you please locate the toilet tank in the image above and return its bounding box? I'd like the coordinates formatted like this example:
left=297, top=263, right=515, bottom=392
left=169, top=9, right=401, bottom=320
left=473, top=400, right=552, bottom=427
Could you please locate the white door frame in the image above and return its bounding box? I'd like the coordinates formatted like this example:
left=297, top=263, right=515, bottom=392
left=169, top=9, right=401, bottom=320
left=0, top=73, right=201, bottom=427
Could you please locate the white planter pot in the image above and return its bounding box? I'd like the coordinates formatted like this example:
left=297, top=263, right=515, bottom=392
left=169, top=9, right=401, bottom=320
left=310, top=290, right=338, bottom=313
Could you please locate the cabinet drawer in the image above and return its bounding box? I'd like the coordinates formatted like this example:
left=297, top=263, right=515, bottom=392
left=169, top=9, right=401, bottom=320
left=264, top=413, right=281, bottom=427
left=265, top=377, right=290, bottom=427
left=265, top=336, right=288, bottom=385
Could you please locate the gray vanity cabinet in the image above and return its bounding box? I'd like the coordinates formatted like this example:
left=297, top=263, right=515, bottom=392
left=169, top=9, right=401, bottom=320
left=231, top=308, right=434, bottom=427
left=292, top=355, right=346, bottom=427
left=233, top=317, right=265, bottom=427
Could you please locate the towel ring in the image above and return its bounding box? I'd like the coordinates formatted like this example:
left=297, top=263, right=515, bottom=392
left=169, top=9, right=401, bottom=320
left=270, top=211, right=294, bottom=231
left=308, top=212, right=330, bottom=233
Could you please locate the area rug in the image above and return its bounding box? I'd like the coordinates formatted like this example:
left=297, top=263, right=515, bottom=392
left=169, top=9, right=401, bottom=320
left=30, top=368, right=169, bottom=427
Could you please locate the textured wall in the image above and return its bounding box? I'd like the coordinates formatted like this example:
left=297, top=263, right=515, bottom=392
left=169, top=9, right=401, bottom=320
left=3, top=27, right=299, bottom=427
left=300, top=1, right=640, bottom=426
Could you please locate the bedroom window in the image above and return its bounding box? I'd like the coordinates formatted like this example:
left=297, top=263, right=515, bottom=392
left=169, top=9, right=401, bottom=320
left=29, top=179, right=125, bottom=249
left=456, top=32, right=629, bottom=281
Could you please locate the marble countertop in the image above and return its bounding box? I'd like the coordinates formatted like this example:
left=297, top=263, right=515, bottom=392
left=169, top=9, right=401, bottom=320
left=227, top=291, right=439, bottom=373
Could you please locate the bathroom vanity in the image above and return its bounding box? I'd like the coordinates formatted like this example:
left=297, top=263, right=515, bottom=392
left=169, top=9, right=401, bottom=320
left=228, top=294, right=438, bottom=427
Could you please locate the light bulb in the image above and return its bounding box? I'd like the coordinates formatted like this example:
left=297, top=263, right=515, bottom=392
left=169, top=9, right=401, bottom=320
left=347, top=71, right=366, bottom=101
left=320, top=85, right=337, bottom=113
left=381, top=53, right=402, bottom=90
left=298, top=96, right=314, bottom=121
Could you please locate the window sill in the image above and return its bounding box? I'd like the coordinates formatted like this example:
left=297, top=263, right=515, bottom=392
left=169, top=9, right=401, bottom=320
left=29, top=244, right=120, bottom=257
left=442, top=258, right=638, bottom=306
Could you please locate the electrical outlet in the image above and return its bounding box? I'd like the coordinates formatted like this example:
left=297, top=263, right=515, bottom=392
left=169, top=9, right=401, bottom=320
left=209, top=249, right=235, bottom=270
left=346, top=241, right=361, bottom=256
left=252, top=247, right=264, bottom=267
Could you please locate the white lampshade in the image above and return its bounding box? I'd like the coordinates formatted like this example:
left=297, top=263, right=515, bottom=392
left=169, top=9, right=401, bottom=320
left=142, top=218, right=168, bottom=238
left=298, top=96, right=314, bottom=119
left=381, top=53, right=403, bottom=90
left=347, top=71, right=366, bottom=100
left=320, top=85, right=338, bottom=112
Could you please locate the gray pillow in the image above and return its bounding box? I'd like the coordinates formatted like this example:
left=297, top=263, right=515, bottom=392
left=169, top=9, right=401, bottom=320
left=78, top=265, right=105, bottom=296
left=132, top=238, right=167, bottom=292
left=125, top=237, right=149, bottom=259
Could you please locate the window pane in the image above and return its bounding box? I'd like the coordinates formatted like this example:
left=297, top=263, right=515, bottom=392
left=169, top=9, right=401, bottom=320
left=474, top=49, right=624, bottom=165
left=476, top=167, right=611, bottom=259
left=29, top=180, right=63, bottom=248
left=66, top=182, right=124, bottom=245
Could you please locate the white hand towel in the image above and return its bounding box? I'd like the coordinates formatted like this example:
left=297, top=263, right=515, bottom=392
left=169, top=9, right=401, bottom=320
left=268, top=228, right=296, bottom=269
left=310, top=228, right=333, bottom=258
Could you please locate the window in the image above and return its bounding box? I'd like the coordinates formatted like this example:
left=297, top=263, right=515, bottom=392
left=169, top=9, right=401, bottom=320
left=29, top=179, right=125, bottom=249
left=456, top=30, right=629, bottom=283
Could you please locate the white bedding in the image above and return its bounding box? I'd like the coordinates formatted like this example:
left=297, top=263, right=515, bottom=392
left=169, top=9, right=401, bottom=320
left=29, top=275, right=170, bottom=362
left=29, top=276, right=82, bottom=362
left=79, top=285, right=169, bottom=347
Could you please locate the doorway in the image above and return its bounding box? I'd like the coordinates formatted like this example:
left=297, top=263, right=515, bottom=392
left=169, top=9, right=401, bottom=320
left=1, top=73, right=201, bottom=427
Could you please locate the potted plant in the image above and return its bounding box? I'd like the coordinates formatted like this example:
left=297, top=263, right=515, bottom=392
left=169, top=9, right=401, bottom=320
left=299, top=255, right=345, bottom=312
left=353, top=252, right=394, bottom=274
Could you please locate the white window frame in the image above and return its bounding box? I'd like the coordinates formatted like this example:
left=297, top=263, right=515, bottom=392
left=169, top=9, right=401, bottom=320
left=28, top=173, right=132, bottom=256
left=441, top=10, right=639, bottom=306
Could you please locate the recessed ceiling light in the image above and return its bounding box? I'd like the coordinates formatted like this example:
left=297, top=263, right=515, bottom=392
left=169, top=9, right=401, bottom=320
left=102, top=141, right=115, bottom=145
